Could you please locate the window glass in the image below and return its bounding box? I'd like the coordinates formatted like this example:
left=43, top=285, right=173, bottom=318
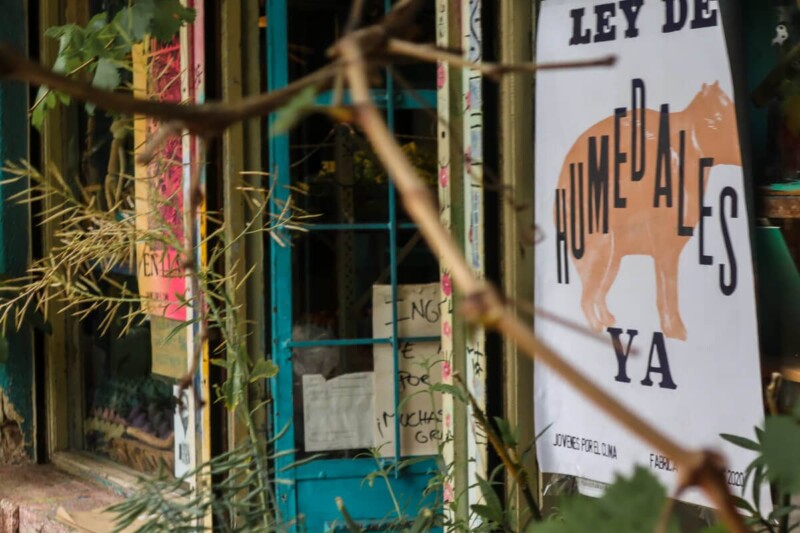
left=78, top=2, right=178, bottom=476
left=288, top=112, right=438, bottom=459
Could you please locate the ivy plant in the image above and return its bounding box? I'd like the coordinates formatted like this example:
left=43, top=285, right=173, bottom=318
left=33, top=0, right=195, bottom=129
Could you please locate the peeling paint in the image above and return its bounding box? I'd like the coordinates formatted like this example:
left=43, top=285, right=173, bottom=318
left=0, top=389, right=26, bottom=464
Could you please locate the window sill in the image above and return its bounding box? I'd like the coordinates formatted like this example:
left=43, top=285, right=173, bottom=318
left=51, top=451, right=193, bottom=522
left=51, top=451, right=144, bottom=497
left=0, top=460, right=122, bottom=532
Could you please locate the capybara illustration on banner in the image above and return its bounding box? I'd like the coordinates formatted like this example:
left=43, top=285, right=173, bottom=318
left=554, top=81, right=741, bottom=340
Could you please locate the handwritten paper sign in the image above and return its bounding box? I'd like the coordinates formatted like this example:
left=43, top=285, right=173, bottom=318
left=303, top=372, right=374, bottom=452
left=373, top=284, right=442, bottom=457
left=534, top=0, right=769, bottom=508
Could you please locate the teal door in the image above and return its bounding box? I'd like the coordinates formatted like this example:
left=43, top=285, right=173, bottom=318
left=266, top=1, right=442, bottom=530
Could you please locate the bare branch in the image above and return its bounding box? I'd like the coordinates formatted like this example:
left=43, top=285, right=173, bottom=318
left=512, top=299, right=628, bottom=352
left=386, top=39, right=616, bottom=80
left=344, top=0, right=368, bottom=34
left=137, top=120, right=184, bottom=165
left=0, top=44, right=338, bottom=137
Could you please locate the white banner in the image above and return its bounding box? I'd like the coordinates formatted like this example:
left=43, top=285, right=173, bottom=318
left=534, top=0, right=769, bottom=508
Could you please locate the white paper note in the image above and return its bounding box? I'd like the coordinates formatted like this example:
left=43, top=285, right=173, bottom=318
left=373, top=283, right=442, bottom=457
left=303, top=372, right=374, bottom=452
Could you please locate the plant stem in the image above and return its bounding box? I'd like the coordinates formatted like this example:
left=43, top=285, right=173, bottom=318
left=454, top=374, right=542, bottom=523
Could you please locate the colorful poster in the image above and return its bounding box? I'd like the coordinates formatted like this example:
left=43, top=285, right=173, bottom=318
left=534, top=0, right=769, bottom=508
left=133, top=37, right=187, bottom=321
left=132, top=0, right=206, bottom=484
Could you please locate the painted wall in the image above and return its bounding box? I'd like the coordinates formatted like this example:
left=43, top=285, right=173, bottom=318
left=0, top=0, right=33, bottom=463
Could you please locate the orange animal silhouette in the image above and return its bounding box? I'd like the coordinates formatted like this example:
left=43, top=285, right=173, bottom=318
left=556, top=82, right=741, bottom=340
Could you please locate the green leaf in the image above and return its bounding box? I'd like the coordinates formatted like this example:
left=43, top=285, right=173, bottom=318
left=83, top=33, right=109, bottom=60
left=31, top=89, right=62, bottom=132
left=730, top=495, right=755, bottom=515
left=494, top=416, right=517, bottom=448
left=53, top=25, right=83, bottom=59
left=44, top=23, right=80, bottom=40
left=114, top=4, right=154, bottom=42
left=250, top=359, right=279, bottom=381
left=163, top=318, right=196, bottom=344
left=92, top=58, right=121, bottom=91
left=536, top=467, right=678, bottom=533
left=86, top=12, right=108, bottom=33
left=752, top=463, right=765, bottom=511
left=429, top=383, right=467, bottom=403
left=768, top=505, right=798, bottom=521
left=208, top=357, right=230, bottom=369
left=470, top=504, right=502, bottom=525
left=475, top=476, right=504, bottom=524
left=762, top=415, right=800, bottom=493
left=149, top=0, right=196, bottom=42
left=720, top=433, right=760, bottom=452
left=31, top=100, right=47, bottom=131
left=272, top=86, right=318, bottom=135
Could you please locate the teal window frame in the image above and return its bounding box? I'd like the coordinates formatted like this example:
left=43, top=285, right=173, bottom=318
left=266, top=0, right=441, bottom=526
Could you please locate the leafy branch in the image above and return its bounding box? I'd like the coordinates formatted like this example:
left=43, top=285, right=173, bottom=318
left=32, top=0, right=196, bottom=128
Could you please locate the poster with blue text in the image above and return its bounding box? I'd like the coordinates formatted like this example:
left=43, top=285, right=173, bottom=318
left=534, top=0, right=769, bottom=508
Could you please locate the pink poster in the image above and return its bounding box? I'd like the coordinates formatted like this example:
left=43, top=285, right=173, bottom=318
left=133, top=18, right=202, bottom=321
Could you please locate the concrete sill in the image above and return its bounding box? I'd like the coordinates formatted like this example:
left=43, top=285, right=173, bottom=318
left=0, top=461, right=122, bottom=532
left=51, top=451, right=143, bottom=498
left=0, top=453, right=198, bottom=532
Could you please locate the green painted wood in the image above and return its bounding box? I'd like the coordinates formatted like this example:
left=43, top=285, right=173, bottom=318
left=268, top=1, right=442, bottom=526
left=0, top=0, right=33, bottom=462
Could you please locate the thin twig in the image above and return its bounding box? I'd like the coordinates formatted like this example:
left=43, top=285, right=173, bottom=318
left=655, top=495, right=676, bottom=533
left=344, top=0, right=368, bottom=35
left=766, top=372, right=782, bottom=416
left=0, top=44, right=339, bottom=137
left=30, top=55, right=97, bottom=113
left=386, top=39, right=616, bottom=80
left=512, top=298, right=631, bottom=352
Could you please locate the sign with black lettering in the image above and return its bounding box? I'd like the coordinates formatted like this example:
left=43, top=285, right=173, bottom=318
left=534, top=0, right=769, bottom=508
left=373, top=284, right=443, bottom=457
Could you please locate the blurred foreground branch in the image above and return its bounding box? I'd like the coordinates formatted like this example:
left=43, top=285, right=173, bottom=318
left=0, top=2, right=748, bottom=530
